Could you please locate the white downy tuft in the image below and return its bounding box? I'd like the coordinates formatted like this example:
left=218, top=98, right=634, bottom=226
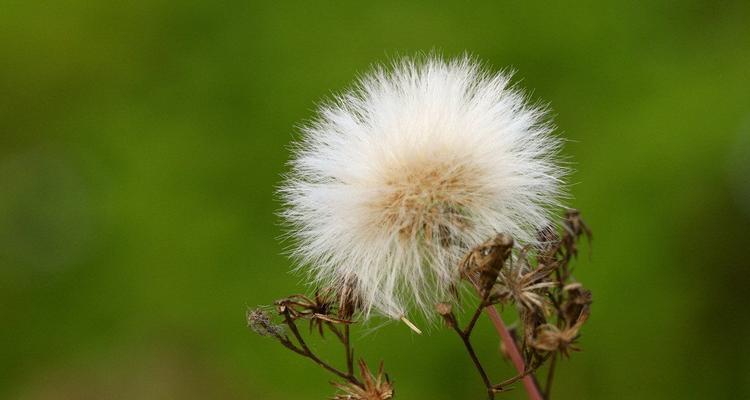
left=280, top=55, right=567, bottom=321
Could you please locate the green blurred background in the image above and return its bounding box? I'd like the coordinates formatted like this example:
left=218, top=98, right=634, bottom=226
left=2, top=1, right=749, bottom=399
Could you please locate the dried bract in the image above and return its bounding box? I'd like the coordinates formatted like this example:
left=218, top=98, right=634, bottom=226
left=333, top=361, right=394, bottom=400
left=276, top=292, right=351, bottom=337
left=531, top=305, right=590, bottom=357
left=494, top=260, right=557, bottom=313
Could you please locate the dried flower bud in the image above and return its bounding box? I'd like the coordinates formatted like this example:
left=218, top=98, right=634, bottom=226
left=522, top=308, right=547, bottom=345
left=561, top=208, right=592, bottom=261
left=337, top=281, right=362, bottom=320
left=435, top=302, right=457, bottom=328
left=562, top=284, right=592, bottom=325
left=247, top=308, right=284, bottom=338
left=462, top=233, right=514, bottom=297
left=274, top=292, right=353, bottom=337
left=564, top=209, right=589, bottom=237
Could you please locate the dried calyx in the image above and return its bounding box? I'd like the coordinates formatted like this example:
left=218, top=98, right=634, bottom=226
left=332, top=360, right=394, bottom=400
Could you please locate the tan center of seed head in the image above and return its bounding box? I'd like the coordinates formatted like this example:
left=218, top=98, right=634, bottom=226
left=371, top=158, right=482, bottom=243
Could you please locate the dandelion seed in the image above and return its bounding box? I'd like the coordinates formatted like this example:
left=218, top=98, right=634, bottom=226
left=281, top=55, right=566, bottom=320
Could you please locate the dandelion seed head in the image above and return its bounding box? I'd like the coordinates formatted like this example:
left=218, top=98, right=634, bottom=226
left=280, top=55, right=567, bottom=320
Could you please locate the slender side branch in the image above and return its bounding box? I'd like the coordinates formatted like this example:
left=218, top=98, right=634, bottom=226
left=454, top=321, right=494, bottom=398
left=280, top=308, right=362, bottom=386
left=344, top=324, right=354, bottom=376
left=464, top=300, right=487, bottom=337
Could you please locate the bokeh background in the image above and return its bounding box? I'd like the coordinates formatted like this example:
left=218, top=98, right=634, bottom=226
left=2, top=1, right=749, bottom=399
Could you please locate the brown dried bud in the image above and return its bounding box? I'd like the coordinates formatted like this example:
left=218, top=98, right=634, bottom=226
left=537, top=225, right=560, bottom=245
left=562, top=283, right=593, bottom=325
left=522, top=308, right=547, bottom=345
left=468, top=233, right=514, bottom=297
left=560, top=209, right=592, bottom=261
left=337, top=281, right=361, bottom=320
left=435, top=302, right=457, bottom=328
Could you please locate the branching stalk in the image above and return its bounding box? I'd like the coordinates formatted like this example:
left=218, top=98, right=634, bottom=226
left=482, top=301, right=544, bottom=400
left=281, top=308, right=362, bottom=386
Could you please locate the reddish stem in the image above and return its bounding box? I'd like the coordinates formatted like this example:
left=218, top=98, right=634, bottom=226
left=483, top=305, right=544, bottom=400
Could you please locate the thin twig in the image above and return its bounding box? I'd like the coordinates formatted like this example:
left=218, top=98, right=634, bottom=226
left=464, top=299, right=487, bottom=337
left=326, top=321, right=346, bottom=343
left=324, top=321, right=355, bottom=376
left=276, top=336, right=307, bottom=356
left=493, top=353, right=550, bottom=392
left=448, top=307, right=495, bottom=400
left=282, top=309, right=312, bottom=354
left=281, top=309, right=362, bottom=386
left=344, top=324, right=354, bottom=376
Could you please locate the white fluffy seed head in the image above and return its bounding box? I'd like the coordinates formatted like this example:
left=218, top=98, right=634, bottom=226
left=280, top=55, right=567, bottom=320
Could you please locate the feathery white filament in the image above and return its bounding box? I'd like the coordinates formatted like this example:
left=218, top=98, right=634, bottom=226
left=280, top=56, right=566, bottom=320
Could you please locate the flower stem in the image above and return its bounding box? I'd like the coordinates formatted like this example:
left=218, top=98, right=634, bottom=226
left=482, top=304, right=544, bottom=400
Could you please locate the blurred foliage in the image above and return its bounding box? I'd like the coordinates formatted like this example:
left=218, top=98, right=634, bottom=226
left=1, top=1, right=749, bottom=399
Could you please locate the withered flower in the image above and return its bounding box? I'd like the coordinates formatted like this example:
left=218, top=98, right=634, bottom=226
left=531, top=324, right=579, bottom=357
left=493, top=260, right=557, bottom=313
left=276, top=291, right=351, bottom=337
left=531, top=305, right=590, bottom=357
left=333, top=360, right=394, bottom=400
